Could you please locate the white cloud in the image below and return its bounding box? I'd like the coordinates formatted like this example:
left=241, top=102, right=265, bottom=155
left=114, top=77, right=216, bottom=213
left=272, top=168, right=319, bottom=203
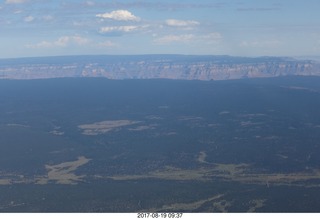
left=5, top=0, right=27, bottom=4
left=26, top=41, right=51, bottom=48
left=42, top=15, right=54, bottom=21
left=85, top=1, right=95, bottom=6
left=97, top=40, right=117, bottom=47
left=96, top=10, right=140, bottom=21
left=99, top=25, right=139, bottom=33
left=154, top=32, right=222, bottom=45
left=26, top=36, right=90, bottom=48
left=240, top=40, right=281, bottom=48
left=154, top=34, right=195, bottom=44
left=54, top=36, right=70, bottom=47
left=24, top=16, right=34, bottom=22
left=202, top=32, right=223, bottom=43
left=165, top=19, right=200, bottom=27
left=72, top=36, right=90, bottom=45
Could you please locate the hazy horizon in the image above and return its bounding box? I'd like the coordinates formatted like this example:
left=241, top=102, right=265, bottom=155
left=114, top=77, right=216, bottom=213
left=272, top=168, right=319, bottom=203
left=1, top=54, right=320, bottom=62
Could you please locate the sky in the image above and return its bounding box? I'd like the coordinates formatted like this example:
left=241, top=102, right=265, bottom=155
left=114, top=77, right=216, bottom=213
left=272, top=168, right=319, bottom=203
left=0, top=0, right=320, bottom=58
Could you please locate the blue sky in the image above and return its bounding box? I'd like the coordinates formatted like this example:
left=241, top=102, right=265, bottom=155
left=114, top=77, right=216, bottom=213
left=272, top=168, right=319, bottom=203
left=0, top=0, right=320, bottom=58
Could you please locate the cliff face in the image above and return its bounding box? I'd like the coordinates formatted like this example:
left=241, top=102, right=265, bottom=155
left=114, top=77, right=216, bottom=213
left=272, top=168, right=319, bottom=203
left=0, top=55, right=319, bottom=80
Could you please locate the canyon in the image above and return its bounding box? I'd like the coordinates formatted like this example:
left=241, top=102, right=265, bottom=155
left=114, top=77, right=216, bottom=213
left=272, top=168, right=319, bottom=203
left=0, top=55, right=319, bottom=80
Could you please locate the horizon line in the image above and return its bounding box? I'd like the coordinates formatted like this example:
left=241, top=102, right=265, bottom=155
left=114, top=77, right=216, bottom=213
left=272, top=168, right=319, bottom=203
left=1, top=54, right=317, bottom=61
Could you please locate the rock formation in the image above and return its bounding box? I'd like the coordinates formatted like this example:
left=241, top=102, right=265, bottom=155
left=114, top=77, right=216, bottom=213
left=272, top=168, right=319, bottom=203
left=0, top=55, right=319, bottom=80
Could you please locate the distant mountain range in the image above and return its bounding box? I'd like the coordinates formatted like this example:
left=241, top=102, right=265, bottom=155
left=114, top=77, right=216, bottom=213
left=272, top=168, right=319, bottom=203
left=0, top=55, right=320, bottom=80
